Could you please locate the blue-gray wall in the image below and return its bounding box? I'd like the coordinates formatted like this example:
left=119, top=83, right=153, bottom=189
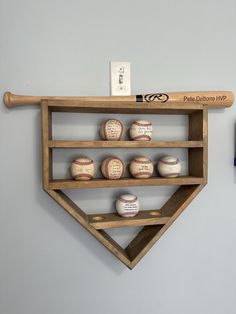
left=1, top=1, right=236, bottom=313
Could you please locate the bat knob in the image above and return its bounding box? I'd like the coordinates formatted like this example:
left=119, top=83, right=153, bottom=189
left=3, top=91, right=13, bottom=108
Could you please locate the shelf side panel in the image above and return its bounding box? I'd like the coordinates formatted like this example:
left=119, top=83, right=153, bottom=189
left=41, top=101, right=52, bottom=189
left=188, top=107, right=208, bottom=180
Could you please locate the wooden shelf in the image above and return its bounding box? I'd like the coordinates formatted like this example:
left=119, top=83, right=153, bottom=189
left=48, top=176, right=205, bottom=190
left=48, top=100, right=204, bottom=114
left=48, top=140, right=204, bottom=148
left=5, top=90, right=232, bottom=269
left=39, top=97, right=211, bottom=269
left=88, top=210, right=170, bottom=229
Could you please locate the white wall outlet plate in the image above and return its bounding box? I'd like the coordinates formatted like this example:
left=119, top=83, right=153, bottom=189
left=110, top=61, right=131, bottom=96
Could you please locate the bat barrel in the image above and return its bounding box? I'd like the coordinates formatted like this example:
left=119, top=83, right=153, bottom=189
left=3, top=91, right=234, bottom=108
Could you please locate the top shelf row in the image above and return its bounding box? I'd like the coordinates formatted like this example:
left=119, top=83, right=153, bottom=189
left=47, top=100, right=205, bottom=114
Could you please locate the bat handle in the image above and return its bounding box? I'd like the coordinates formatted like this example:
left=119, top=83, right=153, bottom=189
left=3, top=91, right=41, bottom=108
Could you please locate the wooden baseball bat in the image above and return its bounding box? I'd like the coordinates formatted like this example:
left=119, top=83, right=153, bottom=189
left=3, top=91, right=234, bottom=108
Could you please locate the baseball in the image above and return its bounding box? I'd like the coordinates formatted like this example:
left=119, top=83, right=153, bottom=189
left=129, top=120, right=153, bottom=141
left=71, top=157, right=95, bottom=180
left=157, top=155, right=181, bottom=178
left=101, top=156, right=125, bottom=179
left=115, top=194, right=140, bottom=217
left=129, top=156, right=154, bottom=178
left=100, top=119, right=123, bottom=141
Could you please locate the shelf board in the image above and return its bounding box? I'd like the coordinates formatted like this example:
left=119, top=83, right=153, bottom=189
left=88, top=210, right=170, bottom=229
left=48, top=176, right=205, bottom=190
left=48, top=100, right=204, bottom=114
left=48, top=140, right=204, bottom=149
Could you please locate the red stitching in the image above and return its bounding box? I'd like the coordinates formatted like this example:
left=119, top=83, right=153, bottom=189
left=133, top=158, right=152, bottom=164
left=118, top=196, right=137, bottom=203
left=132, top=135, right=151, bottom=141
left=132, top=121, right=152, bottom=127
left=72, top=160, right=93, bottom=165
left=132, top=171, right=152, bottom=177
left=159, top=158, right=179, bottom=165
left=73, top=173, right=93, bottom=180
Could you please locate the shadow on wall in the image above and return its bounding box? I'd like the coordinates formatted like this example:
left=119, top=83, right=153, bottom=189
left=234, top=122, right=236, bottom=182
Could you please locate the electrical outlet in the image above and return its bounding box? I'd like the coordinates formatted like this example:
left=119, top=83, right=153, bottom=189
left=110, top=61, right=131, bottom=96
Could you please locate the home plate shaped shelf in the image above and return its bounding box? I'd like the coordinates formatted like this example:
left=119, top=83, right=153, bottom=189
left=4, top=91, right=234, bottom=269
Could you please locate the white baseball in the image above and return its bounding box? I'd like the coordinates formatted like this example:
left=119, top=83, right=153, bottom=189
left=71, top=157, right=95, bottom=181
left=101, top=156, right=125, bottom=180
left=157, top=155, right=181, bottom=178
left=129, top=120, right=153, bottom=141
left=115, top=194, right=140, bottom=217
left=129, top=156, right=154, bottom=178
left=100, top=119, right=123, bottom=141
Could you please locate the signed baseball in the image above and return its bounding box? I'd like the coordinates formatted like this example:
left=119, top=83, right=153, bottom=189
left=101, top=156, right=125, bottom=179
left=157, top=155, right=181, bottom=177
left=71, top=157, right=95, bottom=181
left=100, top=119, right=123, bottom=141
left=129, top=156, right=154, bottom=178
left=129, top=120, right=153, bottom=141
left=115, top=194, right=140, bottom=217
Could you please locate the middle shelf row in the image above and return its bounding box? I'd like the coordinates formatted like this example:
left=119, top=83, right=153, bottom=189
left=48, top=146, right=205, bottom=179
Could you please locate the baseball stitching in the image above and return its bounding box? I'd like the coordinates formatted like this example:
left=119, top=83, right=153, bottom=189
left=133, top=158, right=152, bottom=164
left=132, top=135, right=151, bottom=141
left=132, top=171, right=152, bottom=178
left=159, top=158, right=179, bottom=165
left=73, top=173, right=94, bottom=180
left=72, top=159, right=93, bottom=165
left=132, top=121, right=152, bottom=127
left=118, top=196, right=138, bottom=203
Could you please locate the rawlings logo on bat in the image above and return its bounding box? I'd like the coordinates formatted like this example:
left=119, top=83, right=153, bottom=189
left=136, top=93, right=169, bottom=103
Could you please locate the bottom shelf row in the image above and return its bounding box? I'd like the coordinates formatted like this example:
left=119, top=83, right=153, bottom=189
left=88, top=209, right=170, bottom=230
left=85, top=193, right=170, bottom=230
